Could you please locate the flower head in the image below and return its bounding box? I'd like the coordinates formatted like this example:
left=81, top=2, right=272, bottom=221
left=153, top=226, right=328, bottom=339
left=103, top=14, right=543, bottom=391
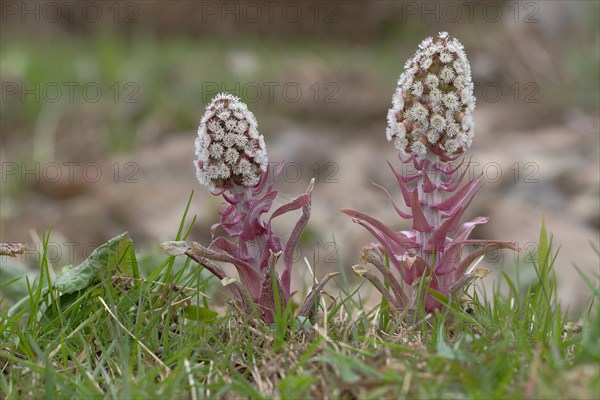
left=387, top=32, right=475, bottom=158
left=195, top=93, right=268, bottom=190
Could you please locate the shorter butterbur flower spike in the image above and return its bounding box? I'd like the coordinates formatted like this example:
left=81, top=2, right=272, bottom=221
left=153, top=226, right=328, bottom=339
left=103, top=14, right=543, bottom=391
left=165, top=93, right=338, bottom=324
left=195, top=93, right=267, bottom=191
left=344, top=33, right=519, bottom=314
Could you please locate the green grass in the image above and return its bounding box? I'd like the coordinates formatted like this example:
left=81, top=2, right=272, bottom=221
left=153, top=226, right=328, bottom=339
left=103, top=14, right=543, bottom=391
left=1, top=202, right=598, bottom=399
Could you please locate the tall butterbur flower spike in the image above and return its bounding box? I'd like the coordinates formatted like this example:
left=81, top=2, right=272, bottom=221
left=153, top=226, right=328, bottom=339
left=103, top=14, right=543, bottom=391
left=163, top=93, right=337, bottom=324
left=386, top=31, right=475, bottom=159
left=343, top=33, right=519, bottom=313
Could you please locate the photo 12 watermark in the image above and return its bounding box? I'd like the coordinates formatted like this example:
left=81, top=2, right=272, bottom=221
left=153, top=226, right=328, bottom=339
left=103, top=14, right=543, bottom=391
left=1, top=161, right=140, bottom=185
left=474, top=81, right=540, bottom=104
left=198, top=1, right=340, bottom=24
left=265, top=161, right=339, bottom=185
left=1, top=81, right=140, bottom=104
left=396, top=160, right=540, bottom=185
left=1, top=1, right=139, bottom=24
left=0, top=239, right=139, bottom=265
left=398, top=1, right=540, bottom=24
left=201, top=81, right=340, bottom=104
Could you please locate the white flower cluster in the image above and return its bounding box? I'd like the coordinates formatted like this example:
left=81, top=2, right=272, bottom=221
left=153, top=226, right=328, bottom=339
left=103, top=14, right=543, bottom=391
left=386, top=32, right=476, bottom=158
left=195, top=93, right=268, bottom=190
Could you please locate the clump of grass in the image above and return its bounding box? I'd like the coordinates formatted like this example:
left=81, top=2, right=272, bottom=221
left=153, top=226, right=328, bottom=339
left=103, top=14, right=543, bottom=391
left=1, top=196, right=598, bottom=399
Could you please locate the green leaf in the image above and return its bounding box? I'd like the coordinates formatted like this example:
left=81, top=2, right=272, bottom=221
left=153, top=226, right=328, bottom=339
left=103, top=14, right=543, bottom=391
left=182, top=305, right=218, bottom=322
left=43, top=291, right=83, bottom=322
left=54, top=232, right=133, bottom=294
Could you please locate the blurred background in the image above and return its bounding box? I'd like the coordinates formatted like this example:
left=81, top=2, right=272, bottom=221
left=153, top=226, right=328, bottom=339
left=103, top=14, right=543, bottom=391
left=1, top=0, right=599, bottom=310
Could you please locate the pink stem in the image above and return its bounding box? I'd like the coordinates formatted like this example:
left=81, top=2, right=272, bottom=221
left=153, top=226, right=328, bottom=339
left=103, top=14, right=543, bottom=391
left=416, top=153, right=442, bottom=260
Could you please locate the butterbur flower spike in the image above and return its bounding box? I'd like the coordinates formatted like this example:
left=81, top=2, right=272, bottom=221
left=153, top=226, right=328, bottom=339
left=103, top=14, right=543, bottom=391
left=164, top=93, right=337, bottom=324
left=386, top=31, right=475, bottom=160
left=194, top=93, right=267, bottom=191
left=343, top=33, right=520, bottom=313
